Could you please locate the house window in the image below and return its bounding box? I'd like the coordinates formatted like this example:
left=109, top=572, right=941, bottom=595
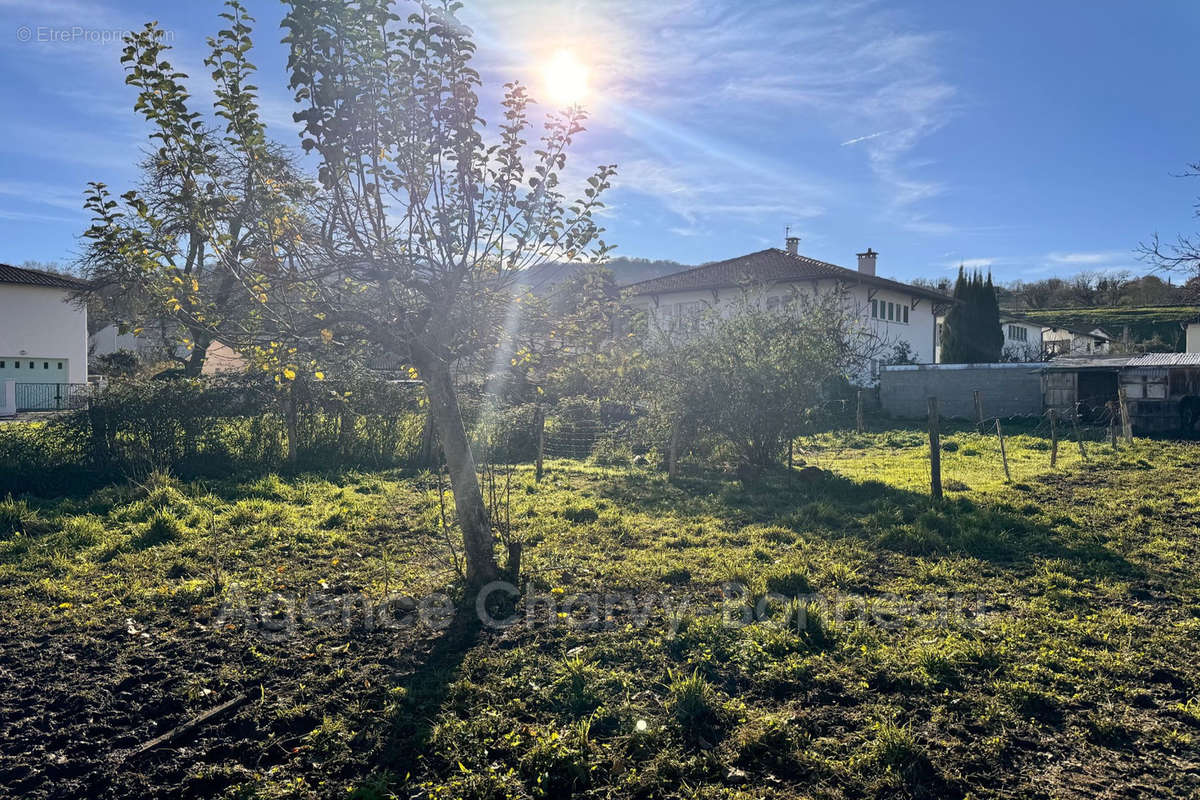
left=43, top=362, right=49, bottom=369
left=28, top=361, right=34, bottom=369
left=57, top=362, right=63, bottom=369
left=871, top=299, right=878, bottom=319
left=0, top=361, right=4, bottom=368
left=1008, top=325, right=1028, bottom=342
left=902, top=305, right=909, bottom=324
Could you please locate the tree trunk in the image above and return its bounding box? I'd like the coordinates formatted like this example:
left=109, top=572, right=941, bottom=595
left=183, top=332, right=210, bottom=378
left=420, top=360, right=500, bottom=588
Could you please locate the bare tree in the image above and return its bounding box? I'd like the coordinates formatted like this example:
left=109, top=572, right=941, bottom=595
left=1140, top=160, right=1200, bottom=280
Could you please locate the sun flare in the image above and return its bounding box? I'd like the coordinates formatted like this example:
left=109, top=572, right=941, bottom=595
left=542, top=49, right=589, bottom=107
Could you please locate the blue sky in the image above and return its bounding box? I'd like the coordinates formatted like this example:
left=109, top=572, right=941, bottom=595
left=1, top=0, right=1197, bottom=285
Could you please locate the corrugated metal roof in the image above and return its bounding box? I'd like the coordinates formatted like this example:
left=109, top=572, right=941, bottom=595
left=1042, top=356, right=1132, bottom=371
left=1127, top=353, right=1200, bottom=367
left=0, top=263, right=91, bottom=290
left=622, top=248, right=953, bottom=302
left=1042, top=353, right=1200, bottom=371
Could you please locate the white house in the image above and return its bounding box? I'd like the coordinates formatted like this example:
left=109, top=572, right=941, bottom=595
left=1042, top=325, right=1111, bottom=356
left=622, top=239, right=951, bottom=380
left=0, top=264, right=90, bottom=394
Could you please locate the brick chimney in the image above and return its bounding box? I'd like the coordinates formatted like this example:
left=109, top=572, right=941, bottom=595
left=857, top=248, right=877, bottom=276
left=785, top=236, right=800, bottom=255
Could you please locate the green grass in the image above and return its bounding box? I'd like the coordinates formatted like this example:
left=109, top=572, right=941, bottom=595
left=1, top=426, right=1199, bottom=799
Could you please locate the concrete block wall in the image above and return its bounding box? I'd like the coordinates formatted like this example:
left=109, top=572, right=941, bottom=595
left=879, top=363, right=1047, bottom=420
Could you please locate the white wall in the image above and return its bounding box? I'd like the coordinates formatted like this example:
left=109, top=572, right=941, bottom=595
left=89, top=324, right=147, bottom=357
left=628, top=278, right=938, bottom=374
left=0, top=284, right=88, bottom=383
left=1187, top=323, right=1200, bottom=353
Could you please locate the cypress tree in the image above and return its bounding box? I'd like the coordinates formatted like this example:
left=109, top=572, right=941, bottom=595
left=941, top=266, right=1004, bottom=363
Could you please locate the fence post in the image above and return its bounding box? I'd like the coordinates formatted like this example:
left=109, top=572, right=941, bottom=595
left=1072, top=403, right=1088, bottom=461
left=1107, top=402, right=1118, bottom=450
left=973, top=390, right=984, bottom=428
left=534, top=406, right=545, bottom=482
left=285, top=384, right=299, bottom=468
left=87, top=396, right=110, bottom=470
left=339, top=404, right=358, bottom=462
left=667, top=417, right=681, bottom=481
left=1049, top=409, right=1058, bottom=468
left=855, top=390, right=864, bottom=433
left=995, top=419, right=1011, bottom=482
left=927, top=396, right=943, bottom=501
left=1118, top=387, right=1132, bottom=444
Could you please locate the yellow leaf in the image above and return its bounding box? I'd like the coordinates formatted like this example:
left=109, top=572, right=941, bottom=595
left=283, top=367, right=296, bottom=381
left=314, top=371, right=325, bottom=381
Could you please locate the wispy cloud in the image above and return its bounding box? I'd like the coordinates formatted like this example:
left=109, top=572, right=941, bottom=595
left=841, top=131, right=891, bottom=147
left=465, top=0, right=956, bottom=235
left=1046, top=250, right=1130, bottom=265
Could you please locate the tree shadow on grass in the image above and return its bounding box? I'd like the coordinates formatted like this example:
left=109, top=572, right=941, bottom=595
left=594, top=466, right=1142, bottom=583
left=362, top=596, right=483, bottom=789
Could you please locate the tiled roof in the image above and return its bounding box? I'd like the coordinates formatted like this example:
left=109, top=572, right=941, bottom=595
left=0, top=263, right=91, bottom=290
left=621, top=248, right=952, bottom=302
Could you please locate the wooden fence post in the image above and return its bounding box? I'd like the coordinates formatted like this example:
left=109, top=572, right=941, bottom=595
left=1072, top=404, right=1088, bottom=461
left=667, top=417, right=681, bottom=481
left=856, top=390, right=864, bottom=433
left=1118, top=387, right=1133, bottom=444
left=973, top=390, right=984, bottom=428
left=927, top=396, right=943, bottom=501
left=1049, top=409, right=1058, bottom=468
left=995, top=419, right=1011, bottom=482
left=1108, top=402, right=1118, bottom=450
left=534, top=406, right=545, bottom=482
left=285, top=384, right=299, bottom=468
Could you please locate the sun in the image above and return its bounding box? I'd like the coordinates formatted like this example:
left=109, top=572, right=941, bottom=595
left=542, top=49, right=589, bottom=107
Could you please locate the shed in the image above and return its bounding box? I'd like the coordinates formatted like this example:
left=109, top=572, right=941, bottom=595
left=1041, top=353, right=1200, bottom=433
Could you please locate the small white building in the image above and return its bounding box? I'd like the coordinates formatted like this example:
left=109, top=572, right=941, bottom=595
left=1042, top=325, right=1111, bottom=357
left=622, top=240, right=951, bottom=380
left=0, top=264, right=90, bottom=393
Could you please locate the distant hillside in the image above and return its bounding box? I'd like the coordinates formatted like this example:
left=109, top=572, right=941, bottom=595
left=518, top=257, right=690, bottom=294
left=1018, top=305, right=1200, bottom=351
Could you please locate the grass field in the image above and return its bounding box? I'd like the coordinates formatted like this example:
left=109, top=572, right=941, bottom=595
left=1, top=425, right=1198, bottom=799
left=1018, top=305, right=1200, bottom=350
